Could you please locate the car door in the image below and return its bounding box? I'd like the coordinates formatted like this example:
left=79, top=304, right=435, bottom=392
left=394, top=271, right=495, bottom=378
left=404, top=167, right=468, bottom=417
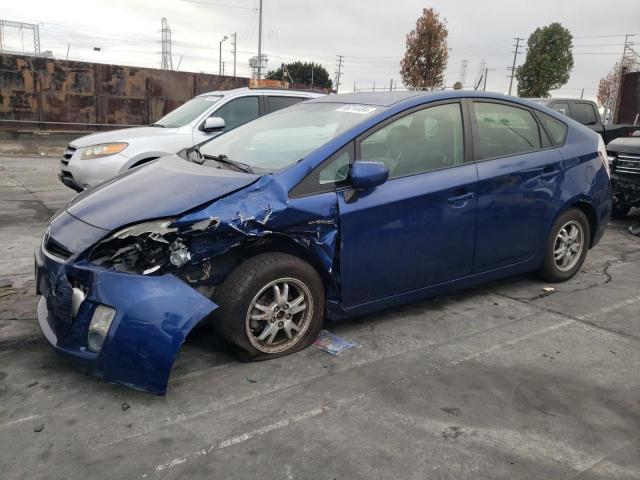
left=193, top=95, right=261, bottom=143
left=337, top=101, right=478, bottom=308
left=471, top=100, right=564, bottom=272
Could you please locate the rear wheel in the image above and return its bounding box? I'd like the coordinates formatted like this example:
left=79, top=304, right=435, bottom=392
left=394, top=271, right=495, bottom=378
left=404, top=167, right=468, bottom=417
left=539, top=208, right=590, bottom=282
left=213, top=253, right=324, bottom=360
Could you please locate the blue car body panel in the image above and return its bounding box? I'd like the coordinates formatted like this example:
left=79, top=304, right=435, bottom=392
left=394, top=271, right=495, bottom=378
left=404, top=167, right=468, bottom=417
left=35, top=90, right=612, bottom=394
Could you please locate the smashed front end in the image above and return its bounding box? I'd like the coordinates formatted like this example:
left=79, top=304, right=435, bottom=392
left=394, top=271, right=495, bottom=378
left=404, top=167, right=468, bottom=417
left=36, top=172, right=341, bottom=395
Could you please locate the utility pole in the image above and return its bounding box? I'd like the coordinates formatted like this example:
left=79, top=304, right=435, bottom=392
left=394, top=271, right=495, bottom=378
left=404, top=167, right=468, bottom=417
left=257, top=0, right=263, bottom=79
left=611, top=34, right=630, bottom=124
left=483, top=67, right=488, bottom=91
left=507, top=37, right=523, bottom=96
left=310, top=64, right=314, bottom=88
left=580, top=88, right=584, bottom=99
left=334, top=55, right=344, bottom=92
left=389, top=78, right=393, bottom=91
left=231, top=32, right=237, bottom=78
left=65, top=43, right=70, bottom=60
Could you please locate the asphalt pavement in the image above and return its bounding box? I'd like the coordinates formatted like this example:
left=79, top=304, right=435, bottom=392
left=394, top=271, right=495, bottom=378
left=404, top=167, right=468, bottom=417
left=1, top=155, right=640, bottom=480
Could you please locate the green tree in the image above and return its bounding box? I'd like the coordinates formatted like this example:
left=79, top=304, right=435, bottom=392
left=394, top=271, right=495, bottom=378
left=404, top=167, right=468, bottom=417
left=453, top=81, right=463, bottom=90
left=516, top=23, right=574, bottom=97
left=400, top=8, right=449, bottom=90
left=266, top=62, right=332, bottom=89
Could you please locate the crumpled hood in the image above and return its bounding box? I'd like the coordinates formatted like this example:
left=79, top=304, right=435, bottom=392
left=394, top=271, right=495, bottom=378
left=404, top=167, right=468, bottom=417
left=71, top=126, right=182, bottom=148
left=66, top=155, right=259, bottom=231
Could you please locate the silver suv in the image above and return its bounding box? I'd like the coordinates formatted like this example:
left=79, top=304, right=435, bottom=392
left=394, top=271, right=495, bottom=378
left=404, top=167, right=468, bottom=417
left=58, top=88, right=323, bottom=191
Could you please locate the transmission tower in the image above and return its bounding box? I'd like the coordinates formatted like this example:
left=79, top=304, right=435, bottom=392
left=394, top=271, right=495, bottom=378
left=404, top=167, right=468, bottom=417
left=459, top=59, right=468, bottom=86
left=0, top=19, right=41, bottom=55
left=160, top=17, right=173, bottom=70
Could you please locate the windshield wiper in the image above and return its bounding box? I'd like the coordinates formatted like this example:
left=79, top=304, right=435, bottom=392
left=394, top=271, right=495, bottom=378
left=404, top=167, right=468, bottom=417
left=201, top=153, right=254, bottom=174
left=151, top=123, right=166, bottom=127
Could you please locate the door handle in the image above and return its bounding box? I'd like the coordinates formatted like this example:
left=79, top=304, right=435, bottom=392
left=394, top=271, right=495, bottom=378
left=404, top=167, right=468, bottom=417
left=448, top=192, right=475, bottom=204
left=540, top=167, right=559, bottom=179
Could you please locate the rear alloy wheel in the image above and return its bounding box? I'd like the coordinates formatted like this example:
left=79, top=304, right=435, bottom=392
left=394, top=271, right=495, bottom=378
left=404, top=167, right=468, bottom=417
left=213, top=253, right=324, bottom=360
left=539, top=208, right=590, bottom=282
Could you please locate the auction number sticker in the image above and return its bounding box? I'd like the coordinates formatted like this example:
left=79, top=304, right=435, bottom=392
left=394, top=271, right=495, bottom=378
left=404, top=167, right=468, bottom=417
left=335, top=105, right=377, bottom=114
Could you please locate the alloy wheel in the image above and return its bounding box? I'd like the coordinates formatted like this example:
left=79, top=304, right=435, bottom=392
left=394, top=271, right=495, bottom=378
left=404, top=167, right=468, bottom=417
left=553, top=220, right=584, bottom=272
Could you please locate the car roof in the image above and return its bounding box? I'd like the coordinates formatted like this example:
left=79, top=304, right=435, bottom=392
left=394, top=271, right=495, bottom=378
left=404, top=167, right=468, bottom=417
left=528, top=98, right=594, bottom=103
left=306, top=90, right=554, bottom=110
left=197, top=87, right=324, bottom=98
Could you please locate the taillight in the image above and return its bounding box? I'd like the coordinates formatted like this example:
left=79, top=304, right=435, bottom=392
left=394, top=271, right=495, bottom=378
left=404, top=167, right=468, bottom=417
left=597, top=136, right=610, bottom=178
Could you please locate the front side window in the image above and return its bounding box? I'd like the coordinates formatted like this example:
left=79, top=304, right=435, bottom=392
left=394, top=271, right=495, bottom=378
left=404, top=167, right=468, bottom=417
left=359, top=103, right=464, bottom=179
left=571, top=102, right=598, bottom=126
left=473, top=102, right=541, bottom=160
left=551, top=102, right=570, bottom=116
left=154, top=96, right=221, bottom=127
left=199, top=102, right=381, bottom=172
left=212, top=96, right=260, bottom=130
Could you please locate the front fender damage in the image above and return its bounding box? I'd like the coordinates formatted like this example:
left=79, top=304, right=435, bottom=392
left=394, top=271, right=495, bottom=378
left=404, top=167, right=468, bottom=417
left=175, top=175, right=341, bottom=300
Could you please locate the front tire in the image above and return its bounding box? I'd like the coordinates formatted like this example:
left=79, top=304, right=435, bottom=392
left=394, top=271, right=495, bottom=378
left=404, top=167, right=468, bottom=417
left=539, top=208, right=590, bottom=282
left=213, top=253, right=325, bottom=360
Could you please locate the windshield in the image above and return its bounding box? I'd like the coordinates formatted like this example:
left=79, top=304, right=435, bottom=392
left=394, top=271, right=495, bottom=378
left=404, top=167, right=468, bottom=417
left=199, top=102, right=382, bottom=172
left=154, top=95, right=222, bottom=127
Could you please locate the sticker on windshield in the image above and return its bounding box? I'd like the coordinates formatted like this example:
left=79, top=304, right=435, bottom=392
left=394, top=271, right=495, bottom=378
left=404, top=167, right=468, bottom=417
left=336, top=105, right=377, bottom=115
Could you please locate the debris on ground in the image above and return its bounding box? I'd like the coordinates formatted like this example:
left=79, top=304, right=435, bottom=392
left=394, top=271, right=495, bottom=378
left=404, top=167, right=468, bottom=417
left=33, top=424, right=44, bottom=432
left=630, top=224, right=640, bottom=236
left=121, top=402, right=130, bottom=411
left=313, top=330, right=358, bottom=355
left=542, top=287, right=555, bottom=292
left=245, top=377, right=257, bottom=384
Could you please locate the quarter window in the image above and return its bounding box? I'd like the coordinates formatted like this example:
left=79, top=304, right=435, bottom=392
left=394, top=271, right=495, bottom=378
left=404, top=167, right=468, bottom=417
left=359, top=103, right=464, bottom=179
left=536, top=111, right=568, bottom=146
left=473, top=102, right=541, bottom=160
left=212, top=96, right=259, bottom=130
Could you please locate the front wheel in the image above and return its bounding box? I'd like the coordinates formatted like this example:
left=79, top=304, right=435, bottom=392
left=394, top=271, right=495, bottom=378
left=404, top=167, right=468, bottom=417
left=539, top=208, right=591, bottom=282
left=213, top=253, right=325, bottom=360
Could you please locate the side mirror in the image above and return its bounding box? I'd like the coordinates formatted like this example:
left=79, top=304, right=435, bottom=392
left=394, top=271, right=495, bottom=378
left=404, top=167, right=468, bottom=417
left=351, top=161, right=389, bottom=190
left=203, top=116, right=226, bottom=132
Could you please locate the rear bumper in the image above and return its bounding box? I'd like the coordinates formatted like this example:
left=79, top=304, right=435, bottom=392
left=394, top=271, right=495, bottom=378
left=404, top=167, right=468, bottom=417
left=35, top=246, right=218, bottom=395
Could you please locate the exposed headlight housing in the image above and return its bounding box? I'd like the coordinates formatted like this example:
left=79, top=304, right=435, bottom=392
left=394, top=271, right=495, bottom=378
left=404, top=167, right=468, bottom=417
left=81, top=143, right=128, bottom=160
left=87, top=305, right=116, bottom=352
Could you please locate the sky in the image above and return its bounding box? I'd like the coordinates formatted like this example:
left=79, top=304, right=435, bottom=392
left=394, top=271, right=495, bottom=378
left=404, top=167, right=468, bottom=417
left=0, top=0, right=639, bottom=101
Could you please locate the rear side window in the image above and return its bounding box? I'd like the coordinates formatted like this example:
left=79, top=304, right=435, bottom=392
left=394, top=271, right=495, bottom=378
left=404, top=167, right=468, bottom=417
left=473, top=102, right=541, bottom=160
left=536, top=111, right=568, bottom=146
left=571, top=102, right=598, bottom=126
left=268, top=96, right=305, bottom=113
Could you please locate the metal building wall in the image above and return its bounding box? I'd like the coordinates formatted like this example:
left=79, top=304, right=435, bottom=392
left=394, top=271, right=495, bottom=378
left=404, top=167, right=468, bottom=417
left=0, top=53, right=250, bottom=131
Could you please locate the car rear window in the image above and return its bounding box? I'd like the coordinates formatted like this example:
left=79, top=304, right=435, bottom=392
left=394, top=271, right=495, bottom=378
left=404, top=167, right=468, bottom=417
left=536, top=111, right=568, bottom=146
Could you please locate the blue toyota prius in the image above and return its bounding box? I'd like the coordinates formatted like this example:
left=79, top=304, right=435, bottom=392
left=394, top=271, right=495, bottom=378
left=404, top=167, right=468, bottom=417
left=35, top=91, right=612, bottom=394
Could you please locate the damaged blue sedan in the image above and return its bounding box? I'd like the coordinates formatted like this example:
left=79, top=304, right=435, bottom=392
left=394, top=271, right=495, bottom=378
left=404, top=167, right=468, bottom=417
left=35, top=91, right=612, bottom=394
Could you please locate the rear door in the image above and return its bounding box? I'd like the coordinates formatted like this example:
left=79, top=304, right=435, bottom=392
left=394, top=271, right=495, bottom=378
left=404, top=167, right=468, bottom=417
left=337, top=101, right=478, bottom=308
left=471, top=100, right=564, bottom=272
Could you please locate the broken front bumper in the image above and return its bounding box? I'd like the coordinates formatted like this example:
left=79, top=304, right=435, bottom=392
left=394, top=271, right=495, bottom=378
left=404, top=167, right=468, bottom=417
left=35, top=246, right=218, bottom=395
